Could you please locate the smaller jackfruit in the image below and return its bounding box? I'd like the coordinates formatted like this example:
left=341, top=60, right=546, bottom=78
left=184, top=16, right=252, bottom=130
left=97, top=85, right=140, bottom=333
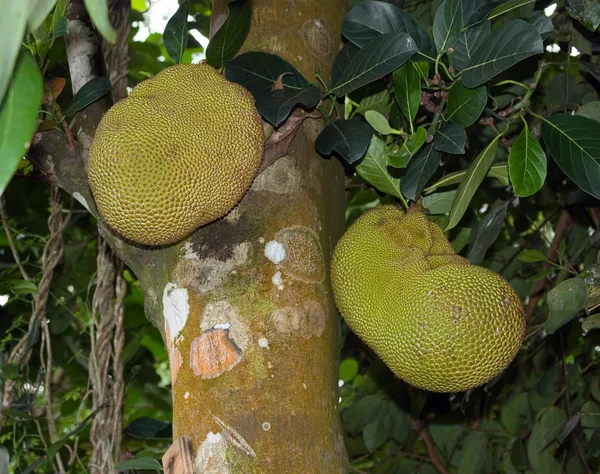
left=331, top=205, right=525, bottom=393
left=88, top=63, right=264, bottom=246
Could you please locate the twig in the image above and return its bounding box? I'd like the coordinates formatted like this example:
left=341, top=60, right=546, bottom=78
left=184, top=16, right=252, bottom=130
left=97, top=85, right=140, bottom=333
left=559, top=332, right=592, bottom=474
left=0, top=199, right=30, bottom=281
left=525, top=210, right=572, bottom=320
left=411, top=418, right=450, bottom=474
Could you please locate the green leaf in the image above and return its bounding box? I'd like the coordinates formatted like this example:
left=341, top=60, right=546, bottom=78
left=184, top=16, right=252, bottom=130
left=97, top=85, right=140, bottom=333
left=526, top=269, right=552, bottom=283
left=342, top=1, right=435, bottom=57
left=466, top=200, right=510, bottom=265
left=446, top=136, right=499, bottom=230
left=422, top=190, right=456, bottom=214
left=541, top=114, right=600, bottom=199
left=0, top=52, right=43, bottom=196
left=487, top=0, right=537, bottom=21
left=332, top=33, right=417, bottom=97
left=339, top=358, right=359, bottom=382
left=501, top=392, right=531, bottom=435
left=225, top=52, right=309, bottom=98
left=0, top=2, right=33, bottom=106
left=591, top=428, right=600, bottom=457
left=393, top=60, right=421, bottom=128
left=64, top=77, right=111, bottom=117
left=429, top=415, right=464, bottom=458
left=446, top=80, right=487, bottom=127
left=315, top=120, right=373, bottom=164
left=545, top=278, right=588, bottom=334
left=511, top=438, right=528, bottom=471
left=458, top=432, right=488, bottom=474
left=163, top=0, right=189, bottom=63
left=461, top=19, right=543, bottom=88
left=50, top=16, right=68, bottom=41
left=453, top=21, right=490, bottom=71
left=354, top=89, right=391, bottom=117
left=580, top=61, right=600, bottom=82
left=124, top=417, right=172, bottom=439
left=0, top=279, right=37, bottom=295
left=356, top=136, right=403, bottom=198
left=83, top=0, right=116, bottom=43
left=205, top=0, right=251, bottom=68
left=433, top=0, right=462, bottom=54
left=363, top=402, right=393, bottom=452
left=576, top=101, right=600, bottom=122
left=426, top=162, right=506, bottom=190
left=583, top=314, right=600, bottom=333
left=343, top=393, right=385, bottom=434
left=28, top=0, right=57, bottom=32
left=518, top=249, right=546, bottom=263
left=114, top=457, right=163, bottom=471
left=388, top=127, right=427, bottom=168
left=508, top=125, right=547, bottom=197
left=527, top=407, right=566, bottom=474
left=389, top=402, right=410, bottom=443
left=527, top=12, right=554, bottom=40
left=402, top=144, right=442, bottom=201
left=256, top=86, right=321, bottom=127
left=0, top=447, right=8, bottom=474
left=463, top=0, right=496, bottom=25
left=566, top=0, right=600, bottom=31
left=331, top=42, right=360, bottom=87
left=1, top=363, right=20, bottom=380
left=488, top=162, right=509, bottom=185
left=365, top=110, right=395, bottom=135
left=557, top=414, right=581, bottom=444
left=434, top=123, right=467, bottom=154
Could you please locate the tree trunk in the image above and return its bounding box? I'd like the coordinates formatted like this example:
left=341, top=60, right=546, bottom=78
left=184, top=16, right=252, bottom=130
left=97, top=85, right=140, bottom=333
left=36, top=0, right=349, bottom=472
left=160, top=2, right=348, bottom=471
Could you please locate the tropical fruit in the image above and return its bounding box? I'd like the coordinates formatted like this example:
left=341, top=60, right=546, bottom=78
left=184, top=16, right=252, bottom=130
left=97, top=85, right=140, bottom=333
left=331, top=205, right=525, bottom=392
left=88, top=63, right=264, bottom=246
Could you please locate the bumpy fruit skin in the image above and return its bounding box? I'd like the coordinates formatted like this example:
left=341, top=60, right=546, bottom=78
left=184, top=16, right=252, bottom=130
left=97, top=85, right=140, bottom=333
left=331, top=205, right=525, bottom=392
left=88, top=63, right=264, bottom=246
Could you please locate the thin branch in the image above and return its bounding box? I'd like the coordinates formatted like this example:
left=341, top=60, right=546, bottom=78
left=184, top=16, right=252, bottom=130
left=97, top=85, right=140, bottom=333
left=411, top=418, right=450, bottom=474
left=525, top=209, right=572, bottom=320
left=559, top=332, right=592, bottom=474
left=0, top=199, right=30, bottom=281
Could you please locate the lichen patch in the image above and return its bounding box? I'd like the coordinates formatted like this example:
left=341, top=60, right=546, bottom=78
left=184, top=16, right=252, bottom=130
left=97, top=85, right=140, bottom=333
left=252, top=155, right=301, bottom=194
left=269, top=300, right=326, bottom=339
left=299, top=18, right=334, bottom=62
left=274, top=226, right=325, bottom=283
left=182, top=241, right=199, bottom=260
left=194, top=432, right=229, bottom=474
left=176, top=242, right=250, bottom=292
left=200, top=300, right=249, bottom=350
left=264, top=240, right=286, bottom=264
left=163, top=283, right=189, bottom=345
left=190, top=329, right=242, bottom=379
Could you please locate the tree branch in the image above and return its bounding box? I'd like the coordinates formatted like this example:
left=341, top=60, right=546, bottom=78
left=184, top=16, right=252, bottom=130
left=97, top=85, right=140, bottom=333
left=411, top=418, right=450, bottom=474
left=525, top=209, right=572, bottom=320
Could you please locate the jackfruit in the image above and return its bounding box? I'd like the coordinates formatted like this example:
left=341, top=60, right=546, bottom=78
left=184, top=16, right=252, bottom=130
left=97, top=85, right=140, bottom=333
left=331, top=205, right=525, bottom=392
left=88, top=63, right=264, bottom=246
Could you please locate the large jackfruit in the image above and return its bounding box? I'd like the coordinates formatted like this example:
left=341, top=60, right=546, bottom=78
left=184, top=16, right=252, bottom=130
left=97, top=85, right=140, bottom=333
left=88, top=63, right=264, bottom=246
left=331, top=205, right=525, bottom=393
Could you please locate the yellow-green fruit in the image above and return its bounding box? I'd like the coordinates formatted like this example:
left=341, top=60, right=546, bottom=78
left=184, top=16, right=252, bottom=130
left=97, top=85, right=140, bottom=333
left=88, top=63, right=264, bottom=246
left=331, top=205, right=525, bottom=392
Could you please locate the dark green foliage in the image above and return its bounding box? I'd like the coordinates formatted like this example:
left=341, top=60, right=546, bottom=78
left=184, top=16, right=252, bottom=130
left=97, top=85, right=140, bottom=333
left=1, top=0, right=600, bottom=472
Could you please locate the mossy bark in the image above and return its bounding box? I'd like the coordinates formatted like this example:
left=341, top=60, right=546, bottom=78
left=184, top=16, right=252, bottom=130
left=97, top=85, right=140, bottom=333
left=160, top=2, right=348, bottom=471
left=40, top=0, right=348, bottom=471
